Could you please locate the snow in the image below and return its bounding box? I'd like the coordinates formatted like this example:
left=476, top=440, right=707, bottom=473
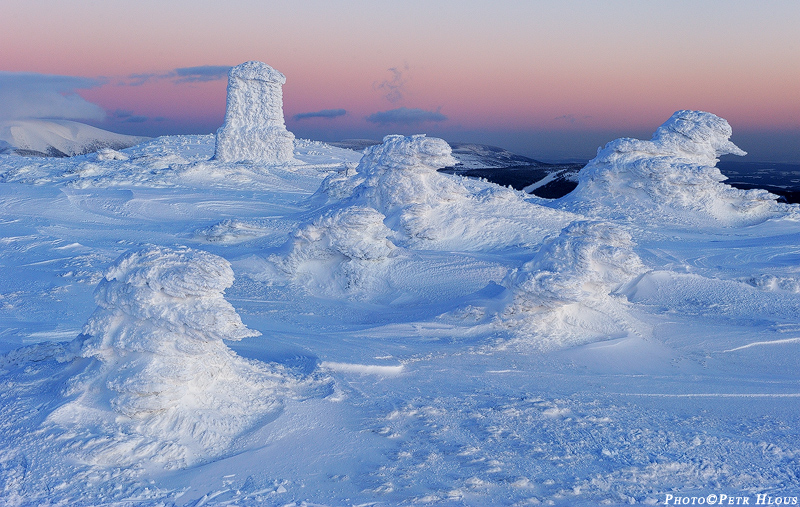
left=1, top=109, right=799, bottom=506
left=500, top=220, right=648, bottom=349
left=44, top=246, right=320, bottom=469
left=0, top=119, right=148, bottom=157
left=317, top=134, right=577, bottom=251
left=561, top=110, right=796, bottom=226
left=213, top=61, right=295, bottom=164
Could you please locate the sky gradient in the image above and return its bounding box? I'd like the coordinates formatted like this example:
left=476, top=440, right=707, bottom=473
left=3, top=0, right=799, bottom=162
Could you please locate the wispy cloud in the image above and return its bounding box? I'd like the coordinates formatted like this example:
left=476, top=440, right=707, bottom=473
left=173, top=65, right=231, bottom=83
left=124, top=65, right=231, bottom=86
left=366, top=107, right=447, bottom=125
left=112, top=109, right=149, bottom=123
left=293, top=108, right=347, bottom=121
left=373, top=64, right=409, bottom=104
left=0, top=72, right=106, bottom=121
left=552, top=114, right=592, bottom=125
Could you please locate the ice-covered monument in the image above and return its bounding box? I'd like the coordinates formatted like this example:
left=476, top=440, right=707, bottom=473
left=214, top=61, right=295, bottom=164
left=46, top=246, right=307, bottom=467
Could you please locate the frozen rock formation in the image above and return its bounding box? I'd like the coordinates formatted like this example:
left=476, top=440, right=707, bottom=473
left=214, top=61, right=295, bottom=164
left=46, top=246, right=304, bottom=467
left=315, top=134, right=574, bottom=251
left=501, top=221, right=647, bottom=349
left=561, top=110, right=790, bottom=226
left=272, top=206, right=396, bottom=296
left=352, top=134, right=459, bottom=214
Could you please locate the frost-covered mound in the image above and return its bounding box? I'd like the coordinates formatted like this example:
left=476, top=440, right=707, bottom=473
left=559, top=110, right=795, bottom=226
left=271, top=206, right=397, bottom=297
left=0, top=119, right=148, bottom=157
left=44, top=246, right=309, bottom=468
left=499, top=221, right=647, bottom=349
left=316, top=134, right=576, bottom=250
left=214, top=61, right=295, bottom=165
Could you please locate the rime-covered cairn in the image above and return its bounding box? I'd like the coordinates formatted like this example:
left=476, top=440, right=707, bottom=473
left=214, top=61, right=295, bottom=164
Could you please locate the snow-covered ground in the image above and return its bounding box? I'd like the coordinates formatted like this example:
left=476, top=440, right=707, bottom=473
left=1, top=111, right=799, bottom=506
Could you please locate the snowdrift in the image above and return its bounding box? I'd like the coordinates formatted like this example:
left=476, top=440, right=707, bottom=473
left=43, top=246, right=316, bottom=468
left=559, top=110, right=795, bottom=226
left=500, top=221, right=647, bottom=349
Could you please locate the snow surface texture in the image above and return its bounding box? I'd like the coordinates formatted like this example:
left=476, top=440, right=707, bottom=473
left=43, top=246, right=314, bottom=469
left=214, top=61, right=296, bottom=165
left=315, top=134, right=576, bottom=251
left=1, top=109, right=800, bottom=505
left=562, top=110, right=794, bottom=226
left=501, top=221, right=648, bottom=349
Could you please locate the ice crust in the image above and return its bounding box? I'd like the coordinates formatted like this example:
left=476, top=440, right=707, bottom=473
left=214, top=61, right=296, bottom=164
left=45, top=246, right=305, bottom=467
left=561, top=110, right=792, bottom=226
left=501, top=221, right=647, bottom=349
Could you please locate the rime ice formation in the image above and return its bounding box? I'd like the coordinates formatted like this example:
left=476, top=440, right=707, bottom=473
left=214, top=61, right=295, bottom=164
left=273, top=206, right=396, bottom=296
left=46, top=246, right=303, bottom=467
left=501, top=221, right=647, bottom=349
left=561, top=110, right=790, bottom=226
left=316, top=134, right=575, bottom=250
left=352, top=134, right=459, bottom=214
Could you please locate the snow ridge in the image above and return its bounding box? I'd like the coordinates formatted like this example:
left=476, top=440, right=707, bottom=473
left=0, top=119, right=147, bottom=157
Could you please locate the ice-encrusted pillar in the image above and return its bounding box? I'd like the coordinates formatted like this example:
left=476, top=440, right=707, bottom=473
left=214, top=61, right=295, bottom=164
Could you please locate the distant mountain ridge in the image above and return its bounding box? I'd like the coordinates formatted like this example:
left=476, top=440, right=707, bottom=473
left=0, top=119, right=149, bottom=157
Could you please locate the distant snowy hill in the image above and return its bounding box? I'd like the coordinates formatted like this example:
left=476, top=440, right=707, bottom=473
left=0, top=119, right=149, bottom=157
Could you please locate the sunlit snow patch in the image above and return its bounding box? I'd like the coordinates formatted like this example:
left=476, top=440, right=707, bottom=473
left=561, top=110, right=796, bottom=226
left=500, top=221, right=648, bottom=349
left=43, top=246, right=316, bottom=468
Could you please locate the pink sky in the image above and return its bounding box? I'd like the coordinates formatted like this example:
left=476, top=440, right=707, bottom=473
left=3, top=0, right=799, bottom=161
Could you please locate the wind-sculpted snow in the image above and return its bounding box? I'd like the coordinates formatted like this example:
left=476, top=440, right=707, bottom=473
left=316, top=134, right=576, bottom=250
left=272, top=206, right=397, bottom=296
left=214, top=61, right=296, bottom=165
left=41, top=246, right=316, bottom=468
left=500, top=221, right=647, bottom=349
left=560, top=110, right=796, bottom=226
